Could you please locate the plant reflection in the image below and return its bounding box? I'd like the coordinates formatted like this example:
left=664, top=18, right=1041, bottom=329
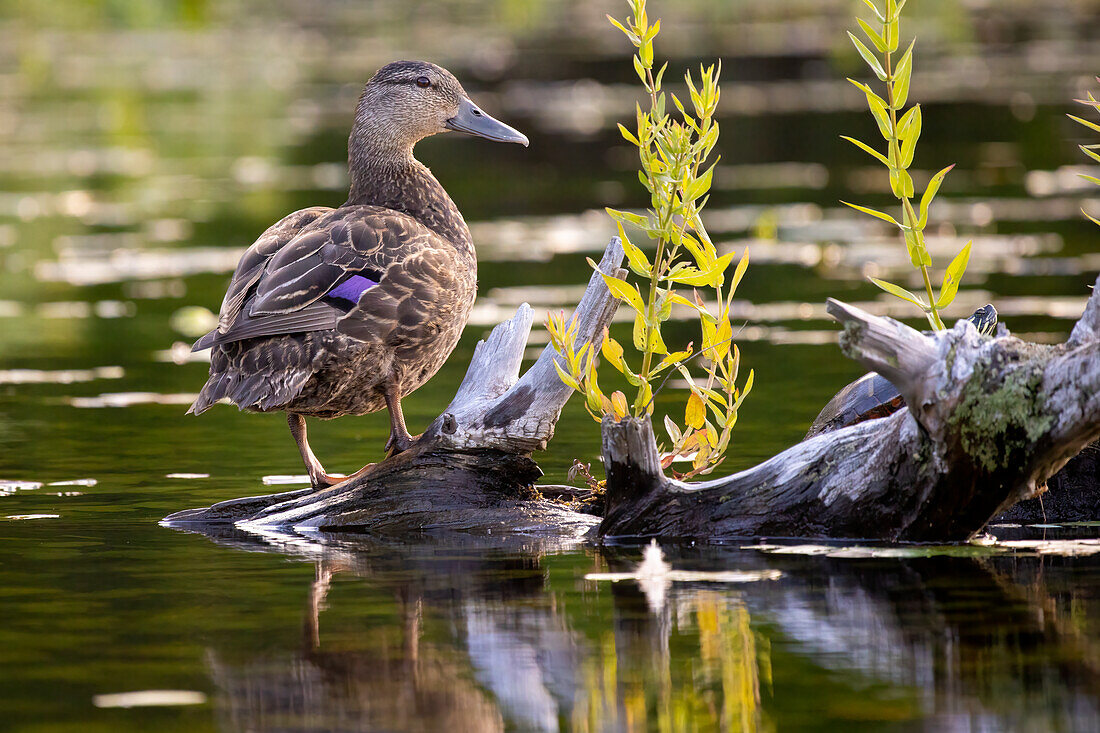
left=183, top=527, right=1100, bottom=731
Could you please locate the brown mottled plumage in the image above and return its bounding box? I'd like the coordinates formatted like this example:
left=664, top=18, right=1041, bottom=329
left=188, top=61, right=528, bottom=488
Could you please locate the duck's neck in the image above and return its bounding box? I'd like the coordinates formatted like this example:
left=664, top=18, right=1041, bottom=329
left=345, top=146, right=472, bottom=255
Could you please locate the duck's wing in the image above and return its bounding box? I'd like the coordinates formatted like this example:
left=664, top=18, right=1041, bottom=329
left=215, top=206, right=333, bottom=333
left=194, top=205, right=455, bottom=350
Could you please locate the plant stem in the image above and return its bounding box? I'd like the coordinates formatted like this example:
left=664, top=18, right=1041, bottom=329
left=882, top=24, right=943, bottom=330
left=637, top=63, right=667, bottom=407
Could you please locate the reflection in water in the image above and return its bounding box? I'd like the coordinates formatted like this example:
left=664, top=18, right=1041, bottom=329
left=181, top=528, right=1100, bottom=731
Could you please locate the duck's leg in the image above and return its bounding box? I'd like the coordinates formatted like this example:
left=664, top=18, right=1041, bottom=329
left=383, top=382, right=417, bottom=455
left=287, top=413, right=373, bottom=489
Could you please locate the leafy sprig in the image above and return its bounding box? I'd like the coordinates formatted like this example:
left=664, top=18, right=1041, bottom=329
left=1069, top=77, right=1100, bottom=226
left=547, top=0, right=753, bottom=479
left=843, top=0, right=971, bottom=330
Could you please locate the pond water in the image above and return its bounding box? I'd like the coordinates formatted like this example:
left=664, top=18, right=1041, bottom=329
left=2, top=1, right=1100, bottom=730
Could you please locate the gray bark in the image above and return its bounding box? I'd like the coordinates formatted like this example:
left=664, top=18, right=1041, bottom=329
left=599, top=274, right=1100, bottom=542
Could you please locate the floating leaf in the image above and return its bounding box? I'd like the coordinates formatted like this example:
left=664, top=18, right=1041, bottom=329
left=936, top=240, right=971, bottom=309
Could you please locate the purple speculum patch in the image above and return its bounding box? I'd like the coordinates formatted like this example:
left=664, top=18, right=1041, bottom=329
left=327, top=274, right=377, bottom=304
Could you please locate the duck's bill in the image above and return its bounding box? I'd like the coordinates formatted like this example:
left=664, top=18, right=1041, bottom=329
left=445, top=97, right=529, bottom=146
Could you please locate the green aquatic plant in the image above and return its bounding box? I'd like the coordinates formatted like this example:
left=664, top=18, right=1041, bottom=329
left=1069, top=76, right=1100, bottom=226
left=842, top=0, right=971, bottom=330
left=548, top=0, right=752, bottom=479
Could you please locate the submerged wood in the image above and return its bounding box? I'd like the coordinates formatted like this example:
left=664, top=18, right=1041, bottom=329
left=599, top=275, right=1100, bottom=542
left=164, top=238, right=625, bottom=534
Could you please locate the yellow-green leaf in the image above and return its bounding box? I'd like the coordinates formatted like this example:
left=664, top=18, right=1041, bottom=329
left=899, top=106, right=921, bottom=169
left=599, top=271, right=645, bottom=312
left=865, top=91, right=893, bottom=140
left=857, top=19, right=887, bottom=53
left=670, top=252, right=734, bottom=287
left=632, top=310, right=646, bottom=350
left=896, top=104, right=918, bottom=140
left=918, top=164, right=954, bottom=230
left=841, top=135, right=890, bottom=166
left=848, top=32, right=887, bottom=81
left=655, top=347, right=693, bottom=372
left=552, top=359, right=581, bottom=392
left=1079, top=145, right=1100, bottom=165
left=889, top=167, right=914, bottom=198
left=610, top=391, right=629, bottom=419
left=841, top=201, right=901, bottom=227
left=685, top=391, right=705, bottom=429
left=869, top=277, right=927, bottom=309
left=712, top=317, right=733, bottom=361
left=729, top=251, right=750, bottom=295
left=885, top=16, right=899, bottom=52
left=1069, top=113, right=1100, bottom=134
left=602, top=332, right=624, bottom=365
left=936, top=240, right=971, bottom=309
left=892, top=40, right=915, bottom=108
left=861, top=0, right=885, bottom=22
left=618, top=224, right=652, bottom=276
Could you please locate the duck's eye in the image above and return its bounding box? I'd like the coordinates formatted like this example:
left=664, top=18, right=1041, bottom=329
left=415, top=76, right=431, bottom=89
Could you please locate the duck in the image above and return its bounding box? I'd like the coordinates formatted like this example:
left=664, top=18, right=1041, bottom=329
left=187, top=60, right=528, bottom=488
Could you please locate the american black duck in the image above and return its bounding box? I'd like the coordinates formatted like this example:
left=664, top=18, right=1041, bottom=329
left=188, top=60, right=528, bottom=488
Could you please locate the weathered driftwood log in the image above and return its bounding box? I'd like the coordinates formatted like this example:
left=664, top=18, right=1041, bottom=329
left=599, top=275, right=1100, bottom=542
left=164, top=238, right=626, bottom=535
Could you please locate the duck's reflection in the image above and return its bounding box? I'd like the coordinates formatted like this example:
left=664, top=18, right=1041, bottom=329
left=189, top=526, right=1100, bottom=731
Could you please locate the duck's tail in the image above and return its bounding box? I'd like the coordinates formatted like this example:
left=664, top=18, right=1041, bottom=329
left=187, top=343, right=315, bottom=416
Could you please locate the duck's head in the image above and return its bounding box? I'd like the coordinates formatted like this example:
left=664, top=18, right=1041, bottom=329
left=351, top=60, right=528, bottom=164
